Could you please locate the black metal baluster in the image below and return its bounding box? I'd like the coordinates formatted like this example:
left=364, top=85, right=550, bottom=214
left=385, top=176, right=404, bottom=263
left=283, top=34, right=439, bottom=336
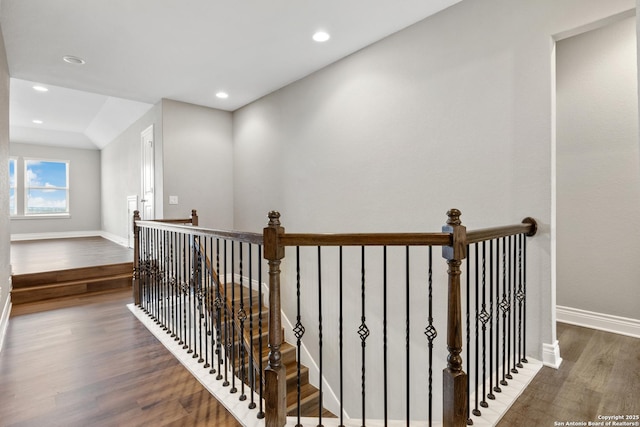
left=358, top=246, right=369, bottom=427
left=203, top=237, right=211, bottom=371
left=509, top=235, right=517, bottom=376
left=487, top=240, right=496, bottom=401
left=466, top=245, right=472, bottom=425
left=230, top=242, right=237, bottom=393
left=215, top=238, right=223, bottom=379
left=405, top=245, right=410, bottom=427
left=522, top=235, right=528, bottom=364
left=472, top=243, right=480, bottom=417
left=516, top=234, right=524, bottom=369
left=196, top=237, right=203, bottom=362
left=257, top=244, right=265, bottom=419
left=499, top=237, right=508, bottom=386
left=383, top=246, right=388, bottom=427
left=223, top=240, right=230, bottom=387
left=318, top=246, right=324, bottom=427
left=171, top=231, right=178, bottom=340
left=294, top=247, right=304, bottom=427
left=494, top=237, right=502, bottom=393
left=339, top=246, right=344, bottom=427
left=239, top=243, right=247, bottom=401
left=181, top=234, right=188, bottom=349
left=480, top=241, right=489, bottom=410
left=248, top=244, right=256, bottom=410
left=424, top=246, right=437, bottom=427
left=187, top=233, right=194, bottom=355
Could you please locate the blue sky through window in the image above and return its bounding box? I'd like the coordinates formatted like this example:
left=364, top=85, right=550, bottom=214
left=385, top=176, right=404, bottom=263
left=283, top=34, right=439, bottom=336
left=25, top=160, right=69, bottom=213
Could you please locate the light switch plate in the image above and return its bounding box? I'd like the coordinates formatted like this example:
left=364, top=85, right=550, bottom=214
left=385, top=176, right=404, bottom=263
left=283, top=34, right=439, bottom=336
left=169, top=195, right=178, bottom=205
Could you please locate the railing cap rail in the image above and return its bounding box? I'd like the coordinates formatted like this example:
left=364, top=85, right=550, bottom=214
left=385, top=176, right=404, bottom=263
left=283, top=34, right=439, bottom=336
left=135, top=219, right=264, bottom=245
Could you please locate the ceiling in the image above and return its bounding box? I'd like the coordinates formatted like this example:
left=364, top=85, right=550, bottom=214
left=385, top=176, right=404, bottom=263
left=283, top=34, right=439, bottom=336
left=1, top=0, right=462, bottom=150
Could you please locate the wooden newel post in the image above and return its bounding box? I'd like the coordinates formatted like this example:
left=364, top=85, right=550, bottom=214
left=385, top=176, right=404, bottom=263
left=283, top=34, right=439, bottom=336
left=263, top=211, right=286, bottom=427
left=442, top=208, right=468, bottom=427
left=191, top=209, right=199, bottom=226
left=133, top=210, right=141, bottom=305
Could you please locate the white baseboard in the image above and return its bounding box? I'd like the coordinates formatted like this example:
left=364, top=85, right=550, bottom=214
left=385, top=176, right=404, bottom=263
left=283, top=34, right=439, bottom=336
left=99, top=231, right=129, bottom=248
left=11, top=230, right=103, bottom=241
left=0, top=291, right=12, bottom=354
left=557, top=305, right=640, bottom=339
left=542, top=340, right=562, bottom=369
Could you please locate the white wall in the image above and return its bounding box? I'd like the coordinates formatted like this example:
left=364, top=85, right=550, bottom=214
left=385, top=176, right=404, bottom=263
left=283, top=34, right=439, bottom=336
left=557, top=16, right=640, bottom=321
left=233, top=0, right=635, bottom=418
left=101, top=101, right=163, bottom=240
left=0, top=20, right=11, bottom=352
left=10, top=143, right=101, bottom=235
left=161, top=99, right=233, bottom=228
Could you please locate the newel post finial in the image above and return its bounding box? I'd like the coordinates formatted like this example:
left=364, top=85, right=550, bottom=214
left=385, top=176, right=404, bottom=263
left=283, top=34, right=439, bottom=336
left=447, top=208, right=462, bottom=226
left=191, top=209, right=199, bottom=227
left=268, top=210, right=281, bottom=227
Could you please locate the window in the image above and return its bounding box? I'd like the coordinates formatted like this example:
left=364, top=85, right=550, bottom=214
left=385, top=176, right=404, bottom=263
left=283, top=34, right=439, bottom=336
left=24, top=159, right=69, bottom=215
left=9, top=158, right=16, bottom=216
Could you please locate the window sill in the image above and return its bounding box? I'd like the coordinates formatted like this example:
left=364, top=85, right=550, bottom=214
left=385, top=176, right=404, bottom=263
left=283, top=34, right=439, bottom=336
left=11, top=214, right=71, bottom=220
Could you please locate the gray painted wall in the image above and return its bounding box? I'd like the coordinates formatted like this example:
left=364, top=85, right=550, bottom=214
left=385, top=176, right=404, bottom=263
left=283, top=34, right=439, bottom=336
left=101, top=102, right=163, bottom=239
left=233, top=0, right=635, bottom=418
left=161, top=99, right=233, bottom=228
left=0, top=19, right=11, bottom=351
left=557, top=16, right=640, bottom=320
left=10, top=143, right=101, bottom=235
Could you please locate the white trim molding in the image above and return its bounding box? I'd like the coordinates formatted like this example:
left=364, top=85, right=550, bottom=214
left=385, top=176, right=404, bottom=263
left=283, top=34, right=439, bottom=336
left=0, top=289, right=12, bottom=353
left=11, top=230, right=102, bottom=241
left=542, top=340, right=562, bottom=369
left=557, top=305, right=640, bottom=339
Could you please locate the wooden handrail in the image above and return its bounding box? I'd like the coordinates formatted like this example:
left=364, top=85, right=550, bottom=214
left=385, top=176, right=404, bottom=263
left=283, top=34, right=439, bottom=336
left=280, top=232, right=451, bottom=247
left=135, top=220, right=263, bottom=245
left=466, top=217, right=537, bottom=244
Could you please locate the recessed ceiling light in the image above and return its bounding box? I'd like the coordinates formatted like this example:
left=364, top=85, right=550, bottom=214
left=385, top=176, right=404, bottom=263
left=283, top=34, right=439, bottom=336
left=32, top=119, right=43, bottom=124
left=216, top=92, right=229, bottom=99
left=313, top=31, right=330, bottom=42
left=33, top=85, right=49, bottom=92
left=63, top=55, right=86, bottom=65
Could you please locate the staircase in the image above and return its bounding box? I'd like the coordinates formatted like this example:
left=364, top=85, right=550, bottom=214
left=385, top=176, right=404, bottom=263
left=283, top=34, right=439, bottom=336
left=213, top=281, right=334, bottom=419
left=11, top=262, right=133, bottom=304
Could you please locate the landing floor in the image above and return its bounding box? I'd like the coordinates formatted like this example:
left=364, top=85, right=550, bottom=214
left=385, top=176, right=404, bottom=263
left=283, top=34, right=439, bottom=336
left=11, top=236, right=133, bottom=275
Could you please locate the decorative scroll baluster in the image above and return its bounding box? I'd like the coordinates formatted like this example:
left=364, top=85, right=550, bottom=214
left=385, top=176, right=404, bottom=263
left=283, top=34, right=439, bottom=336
left=479, top=242, right=490, bottom=410
left=424, top=246, right=437, bottom=427
left=238, top=243, right=247, bottom=401
left=294, top=247, right=305, bottom=427
left=499, top=237, right=509, bottom=387
left=248, top=244, right=257, bottom=410
left=487, top=240, right=496, bottom=401
left=507, top=235, right=515, bottom=378
left=215, top=238, right=223, bottom=379
left=359, top=246, right=369, bottom=427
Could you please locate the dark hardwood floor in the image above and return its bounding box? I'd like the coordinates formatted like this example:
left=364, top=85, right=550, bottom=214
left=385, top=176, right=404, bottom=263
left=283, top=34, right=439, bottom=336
left=2, top=284, right=638, bottom=426
left=0, top=289, right=240, bottom=427
left=497, top=322, right=640, bottom=426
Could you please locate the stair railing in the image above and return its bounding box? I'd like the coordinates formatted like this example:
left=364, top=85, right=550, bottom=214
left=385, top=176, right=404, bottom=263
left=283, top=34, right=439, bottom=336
left=133, top=209, right=537, bottom=427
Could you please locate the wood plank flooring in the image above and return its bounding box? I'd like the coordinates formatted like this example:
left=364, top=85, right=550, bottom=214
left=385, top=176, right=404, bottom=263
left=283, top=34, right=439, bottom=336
left=1, top=289, right=240, bottom=427
left=497, top=322, right=640, bottom=426
left=11, top=237, right=133, bottom=275
left=2, top=288, right=638, bottom=426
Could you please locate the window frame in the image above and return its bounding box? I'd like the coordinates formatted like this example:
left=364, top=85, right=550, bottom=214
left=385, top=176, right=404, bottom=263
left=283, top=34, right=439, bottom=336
left=23, top=158, right=70, bottom=216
